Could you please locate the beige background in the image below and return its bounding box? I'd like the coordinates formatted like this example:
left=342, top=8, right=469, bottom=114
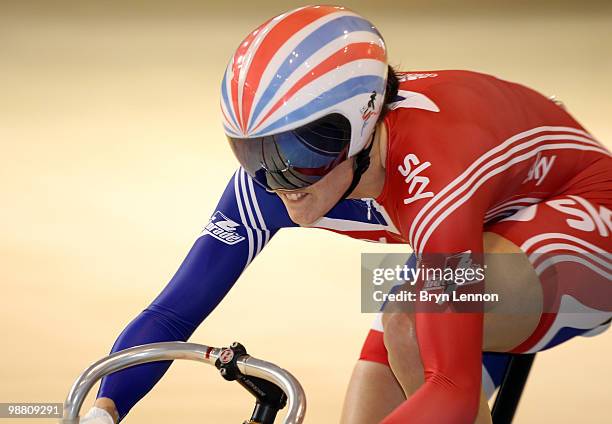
left=1, top=1, right=611, bottom=423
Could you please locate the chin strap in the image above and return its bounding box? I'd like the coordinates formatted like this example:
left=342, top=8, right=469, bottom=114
left=339, top=127, right=377, bottom=201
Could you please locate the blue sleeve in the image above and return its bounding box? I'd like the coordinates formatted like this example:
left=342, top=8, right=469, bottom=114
left=96, top=168, right=294, bottom=422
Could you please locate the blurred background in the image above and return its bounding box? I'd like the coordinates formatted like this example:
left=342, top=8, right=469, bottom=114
left=1, top=0, right=611, bottom=422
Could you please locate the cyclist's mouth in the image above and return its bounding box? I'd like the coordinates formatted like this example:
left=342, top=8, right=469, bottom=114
left=281, top=192, right=309, bottom=203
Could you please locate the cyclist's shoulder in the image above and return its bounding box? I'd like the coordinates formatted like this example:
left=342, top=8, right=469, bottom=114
left=216, top=168, right=296, bottom=229
left=392, top=69, right=505, bottom=100
left=384, top=70, right=494, bottom=131
left=383, top=69, right=552, bottom=166
left=388, top=69, right=559, bottom=127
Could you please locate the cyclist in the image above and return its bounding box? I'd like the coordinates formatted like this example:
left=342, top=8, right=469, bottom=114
left=82, top=5, right=612, bottom=423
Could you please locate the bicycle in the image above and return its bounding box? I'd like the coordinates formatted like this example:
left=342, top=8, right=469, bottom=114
left=59, top=341, right=532, bottom=423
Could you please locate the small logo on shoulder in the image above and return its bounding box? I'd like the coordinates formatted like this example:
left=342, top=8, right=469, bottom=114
left=202, top=211, right=246, bottom=245
left=397, top=73, right=438, bottom=82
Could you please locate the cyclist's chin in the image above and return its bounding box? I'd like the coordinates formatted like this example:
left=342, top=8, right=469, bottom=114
left=281, top=194, right=319, bottom=225
left=279, top=192, right=336, bottom=226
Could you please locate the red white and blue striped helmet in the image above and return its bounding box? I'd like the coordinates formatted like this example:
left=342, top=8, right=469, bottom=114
left=222, top=5, right=388, bottom=191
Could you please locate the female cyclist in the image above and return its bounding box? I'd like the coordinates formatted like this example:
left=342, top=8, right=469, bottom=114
left=82, top=5, right=612, bottom=423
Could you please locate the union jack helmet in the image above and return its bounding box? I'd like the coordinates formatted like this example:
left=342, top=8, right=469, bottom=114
left=221, top=5, right=388, bottom=191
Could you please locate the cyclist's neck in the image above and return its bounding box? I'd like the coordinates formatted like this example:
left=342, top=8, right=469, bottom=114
left=348, top=121, right=388, bottom=199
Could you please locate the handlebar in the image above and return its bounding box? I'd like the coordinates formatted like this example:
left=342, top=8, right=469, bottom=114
left=59, top=341, right=306, bottom=424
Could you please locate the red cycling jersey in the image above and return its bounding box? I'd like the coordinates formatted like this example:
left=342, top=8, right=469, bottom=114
left=369, top=70, right=610, bottom=423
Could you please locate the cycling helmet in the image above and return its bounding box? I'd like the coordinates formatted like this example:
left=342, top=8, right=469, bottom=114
left=221, top=5, right=388, bottom=193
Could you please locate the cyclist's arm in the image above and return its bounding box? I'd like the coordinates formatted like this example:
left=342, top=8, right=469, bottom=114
left=96, top=168, right=293, bottom=422
left=382, top=207, right=485, bottom=424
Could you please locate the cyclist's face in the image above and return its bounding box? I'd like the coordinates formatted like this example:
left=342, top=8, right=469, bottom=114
left=274, top=157, right=353, bottom=226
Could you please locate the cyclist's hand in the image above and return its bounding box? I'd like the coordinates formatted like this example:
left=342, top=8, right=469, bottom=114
left=80, top=407, right=115, bottom=424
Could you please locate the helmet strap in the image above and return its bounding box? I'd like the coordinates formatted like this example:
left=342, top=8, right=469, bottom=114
left=339, top=126, right=377, bottom=201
